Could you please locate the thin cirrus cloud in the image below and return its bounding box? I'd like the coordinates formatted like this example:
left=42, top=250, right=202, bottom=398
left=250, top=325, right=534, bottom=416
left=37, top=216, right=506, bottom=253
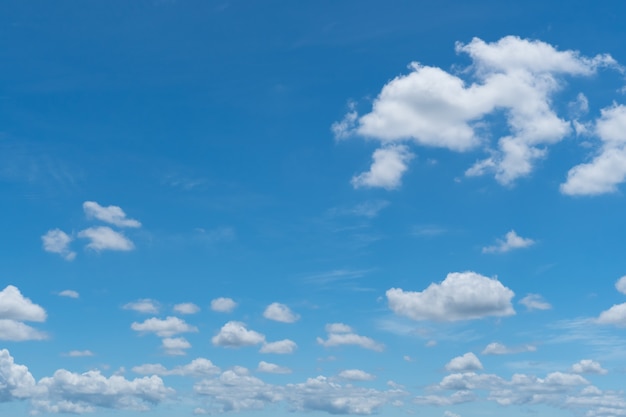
left=519, top=294, right=552, bottom=311
left=334, top=36, right=622, bottom=192
left=58, top=290, right=79, bottom=299
left=482, top=230, right=535, bottom=254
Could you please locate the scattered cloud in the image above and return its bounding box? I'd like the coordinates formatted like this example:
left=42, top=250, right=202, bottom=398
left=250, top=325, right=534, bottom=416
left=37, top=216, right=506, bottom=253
left=133, top=358, right=220, bottom=377
left=615, top=276, right=626, bottom=295
left=58, top=290, right=79, bottom=299
left=260, top=339, right=297, bottom=354
left=131, top=316, right=198, bottom=337
left=338, top=369, right=375, bottom=381
left=445, top=353, right=483, bottom=372
left=482, top=230, right=535, bottom=254
left=162, top=337, right=192, bottom=356
left=317, top=323, right=384, bottom=352
left=482, top=342, right=536, bottom=355
left=519, top=294, right=552, bottom=311
left=596, top=303, right=626, bottom=327
left=78, top=226, right=135, bottom=251
left=386, top=271, right=515, bottom=321
left=257, top=361, right=292, bottom=374
left=41, top=229, right=76, bottom=261
left=571, top=359, right=608, bottom=375
left=0, top=319, right=48, bottom=342
left=263, top=302, right=300, bottom=323
left=83, top=201, right=141, bottom=228
left=173, top=302, right=200, bottom=315
left=123, top=299, right=159, bottom=314
left=351, top=145, right=414, bottom=190
left=210, top=297, right=237, bottom=313
left=64, top=350, right=94, bottom=357
left=0, top=285, right=47, bottom=322
left=212, top=321, right=265, bottom=348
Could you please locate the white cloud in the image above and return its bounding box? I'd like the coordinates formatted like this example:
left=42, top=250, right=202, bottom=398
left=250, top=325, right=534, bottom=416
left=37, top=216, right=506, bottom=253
left=260, top=339, right=297, bottom=354
left=133, top=358, right=220, bottom=377
left=0, top=320, right=47, bottom=342
left=351, top=145, right=414, bottom=190
left=482, top=230, right=535, bottom=254
left=386, top=271, right=515, bottom=321
left=317, top=324, right=384, bottom=352
left=444, top=411, right=461, bottom=417
left=596, top=303, right=626, bottom=327
left=257, top=361, right=291, bottom=374
left=519, top=293, right=552, bottom=311
left=83, top=201, right=141, bottom=228
left=571, top=359, right=608, bottom=375
left=41, top=229, right=76, bottom=261
left=0, top=285, right=47, bottom=322
left=350, top=200, right=390, bottom=218
left=615, top=276, right=626, bottom=295
left=161, top=337, right=191, bottom=356
left=337, top=36, right=617, bottom=187
left=263, top=302, right=300, bottom=323
left=338, top=369, right=375, bottom=381
left=78, top=226, right=135, bottom=251
left=65, top=350, right=94, bottom=357
left=123, top=299, right=159, bottom=314
left=58, top=290, right=79, bottom=299
left=0, top=349, right=37, bottom=400
left=210, top=297, right=237, bottom=313
left=131, top=316, right=198, bottom=337
left=445, top=353, right=483, bottom=372
left=212, top=321, right=265, bottom=348
left=482, top=342, right=536, bottom=355
left=173, top=302, right=200, bottom=315
left=562, top=105, right=626, bottom=195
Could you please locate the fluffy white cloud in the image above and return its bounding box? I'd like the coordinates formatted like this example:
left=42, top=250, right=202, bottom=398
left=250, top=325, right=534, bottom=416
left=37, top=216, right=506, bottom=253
left=131, top=316, right=198, bottom=337
left=481, top=342, right=536, bottom=355
left=123, top=299, right=159, bottom=314
left=41, top=229, right=76, bottom=261
left=386, top=272, right=515, bottom=321
left=78, top=226, right=134, bottom=251
left=338, top=369, right=375, bottom=381
left=212, top=321, right=265, bottom=348
left=351, top=145, right=414, bottom=190
left=445, top=353, right=483, bottom=372
left=210, top=297, right=237, bottom=313
left=58, top=290, right=79, bottom=299
left=317, top=324, right=384, bottom=352
left=0, top=285, right=46, bottom=322
left=482, top=230, right=535, bottom=254
left=615, top=276, right=626, bottom=295
left=0, top=349, right=37, bottom=400
left=336, top=36, right=617, bottom=188
left=257, top=361, right=291, bottom=374
left=173, top=302, right=200, bottom=315
left=263, top=302, right=300, bottom=323
left=519, top=294, right=552, bottom=311
left=260, top=339, right=297, bottom=354
left=161, top=337, right=191, bottom=356
left=571, top=360, right=608, bottom=375
left=0, top=320, right=47, bottom=342
left=83, top=201, right=141, bottom=228
left=562, top=105, right=626, bottom=195
left=133, top=358, right=220, bottom=377
left=596, top=303, right=626, bottom=327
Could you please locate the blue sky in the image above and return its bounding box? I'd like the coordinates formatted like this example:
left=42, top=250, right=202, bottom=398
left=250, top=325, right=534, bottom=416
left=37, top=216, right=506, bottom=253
left=2, top=1, right=626, bottom=416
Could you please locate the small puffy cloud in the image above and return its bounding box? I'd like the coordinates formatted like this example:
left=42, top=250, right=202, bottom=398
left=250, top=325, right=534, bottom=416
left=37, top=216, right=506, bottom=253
left=162, top=337, right=191, bottom=356
left=257, top=361, right=291, bottom=374
left=519, top=294, right=552, bottom=311
left=445, top=352, right=483, bottom=372
left=561, top=105, right=626, bottom=195
left=481, top=342, right=536, bottom=355
left=212, top=321, right=265, bottom=348
left=78, top=226, right=135, bottom=251
left=263, top=303, right=300, bottom=323
left=317, top=324, right=384, bottom=352
left=173, top=302, right=200, bottom=315
left=615, top=276, right=626, bottom=295
left=596, top=303, right=626, bottom=326
left=83, top=201, right=141, bottom=228
left=41, top=229, right=76, bottom=261
left=338, top=369, right=375, bottom=381
left=133, top=358, right=220, bottom=377
left=260, top=339, right=297, bottom=354
left=0, top=285, right=47, bottom=322
left=482, top=230, right=535, bottom=254
left=210, top=297, right=237, bottom=313
left=58, top=290, right=79, bottom=299
left=571, top=359, right=608, bottom=375
left=65, top=350, right=94, bottom=357
left=131, top=316, right=198, bottom=337
left=123, top=299, right=159, bottom=314
left=351, top=145, right=414, bottom=190
left=386, top=271, right=515, bottom=321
